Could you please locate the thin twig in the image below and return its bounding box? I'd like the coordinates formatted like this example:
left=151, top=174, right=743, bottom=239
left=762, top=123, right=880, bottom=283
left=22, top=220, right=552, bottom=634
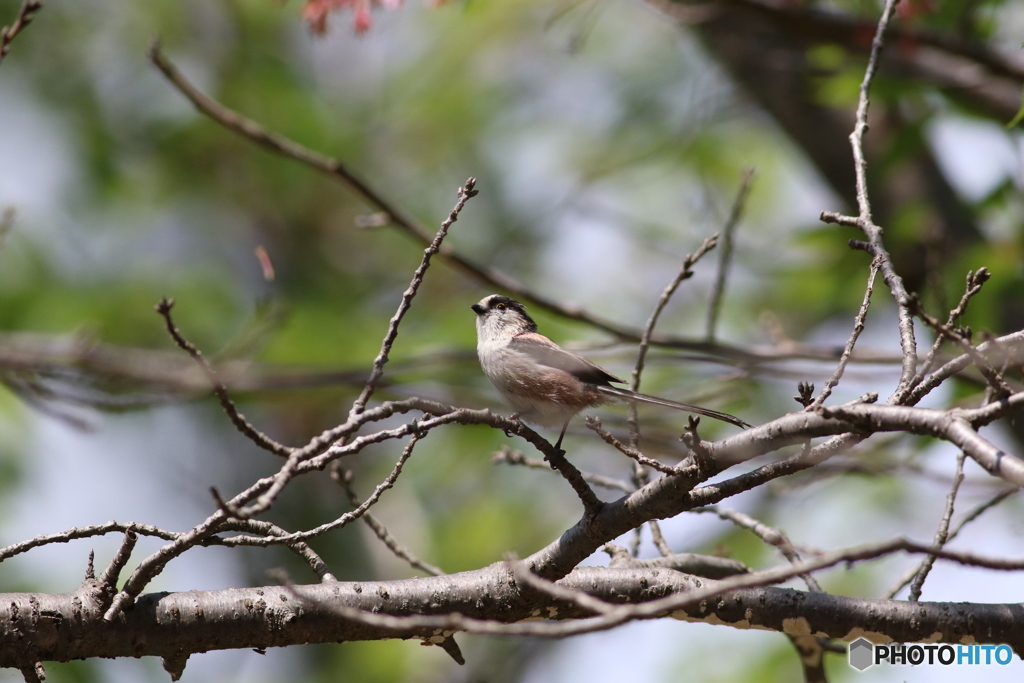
left=647, top=520, right=672, bottom=557
left=626, top=234, right=718, bottom=551
left=334, top=468, right=444, bottom=576
left=820, top=0, right=918, bottom=400
left=882, top=485, right=1017, bottom=600
left=349, top=178, right=477, bottom=417
left=629, top=234, right=719, bottom=399
left=97, top=529, right=138, bottom=594
left=948, top=488, right=1018, bottom=537
left=244, top=432, right=424, bottom=544
left=95, top=401, right=601, bottom=619
left=492, top=447, right=635, bottom=493
left=628, top=526, right=642, bottom=559
left=104, top=421, right=392, bottom=617
left=0, top=0, right=42, bottom=66
left=809, top=254, right=881, bottom=409
left=907, top=330, right=1024, bottom=408
left=155, top=298, right=291, bottom=457
left=908, top=452, right=965, bottom=601
left=603, top=543, right=750, bottom=577
left=705, top=169, right=754, bottom=341
left=911, top=268, right=991, bottom=390
left=0, top=517, right=335, bottom=596
left=0, top=521, right=179, bottom=563
left=218, top=519, right=337, bottom=582
left=846, top=0, right=903, bottom=228
left=909, top=296, right=1012, bottom=399
left=545, top=446, right=605, bottom=516
left=319, top=178, right=476, bottom=526
left=159, top=181, right=473, bottom=522
left=696, top=506, right=823, bottom=592
left=586, top=417, right=680, bottom=475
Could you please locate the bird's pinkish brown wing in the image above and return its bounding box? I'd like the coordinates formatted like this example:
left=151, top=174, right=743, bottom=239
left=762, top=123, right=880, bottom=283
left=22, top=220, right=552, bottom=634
left=509, top=334, right=623, bottom=386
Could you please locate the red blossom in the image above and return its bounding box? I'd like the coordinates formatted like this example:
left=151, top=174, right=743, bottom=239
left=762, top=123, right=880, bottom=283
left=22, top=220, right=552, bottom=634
left=299, top=0, right=411, bottom=35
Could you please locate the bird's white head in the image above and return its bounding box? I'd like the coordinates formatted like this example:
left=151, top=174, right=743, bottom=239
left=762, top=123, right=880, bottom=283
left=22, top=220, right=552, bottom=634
left=471, top=294, right=537, bottom=346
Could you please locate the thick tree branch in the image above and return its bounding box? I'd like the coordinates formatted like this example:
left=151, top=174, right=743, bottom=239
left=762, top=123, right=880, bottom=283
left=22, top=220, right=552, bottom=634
left=2, top=547, right=1023, bottom=669
left=822, top=399, right=1024, bottom=487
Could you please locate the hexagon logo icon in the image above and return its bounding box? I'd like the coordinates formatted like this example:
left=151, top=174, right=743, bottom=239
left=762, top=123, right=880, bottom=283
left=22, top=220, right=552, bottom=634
left=849, top=638, right=874, bottom=671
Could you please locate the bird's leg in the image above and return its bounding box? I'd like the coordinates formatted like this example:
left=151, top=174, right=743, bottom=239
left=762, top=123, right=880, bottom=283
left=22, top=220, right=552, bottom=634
left=553, top=421, right=569, bottom=456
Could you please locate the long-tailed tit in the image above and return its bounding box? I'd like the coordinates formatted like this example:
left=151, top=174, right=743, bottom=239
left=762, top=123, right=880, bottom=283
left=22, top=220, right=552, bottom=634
left=471, top=294, right=749, bottom=449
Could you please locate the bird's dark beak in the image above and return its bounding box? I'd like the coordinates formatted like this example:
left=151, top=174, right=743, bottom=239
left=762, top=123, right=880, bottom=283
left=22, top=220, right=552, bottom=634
left=471, top=304, right=484, bottom=315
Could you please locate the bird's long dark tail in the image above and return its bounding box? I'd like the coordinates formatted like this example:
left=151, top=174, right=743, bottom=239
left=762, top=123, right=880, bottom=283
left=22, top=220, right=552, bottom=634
left=597, top=386, right=750, bottom=429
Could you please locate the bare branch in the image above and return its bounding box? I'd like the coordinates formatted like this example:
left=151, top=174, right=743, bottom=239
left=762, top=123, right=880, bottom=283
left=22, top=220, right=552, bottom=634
left=0, top=0, right=42, bottom=66
left=544, top=443, right=605, bottom=516
left=289, top=536, right=1024, bottom=639
left=820, top=0, right=919, bottom=400
left=883, top=486, right=1017, bottom=600
left=492, top=447, right=635, bottom=493
left=909, top=295, right=1012, bottom=399
left=242, top=431, right=424, bottom=542
left=848, top=0, right=900, bottom=226
left=218, top=519, right=337, bottom=583
left=145, top=43, right=632, bottom=341
left=908, top=452, right=965, bottom=601
left=948, top=488, right=1018, bottom=537
left=585, top=416, right=681, bottom=475
left=155, top=298, right=291, bottom=457
left=822, top=400, right=1024, bottom=488
left=809, top=254, right=881, bottom=409
left=333, top=468, right=444, bottom=576
left=705, top=169, right=754, bottom=341
left=0, top=521, right=178, bottom=563
left=228, top=179, right=476, bottom=520
left=629, top=234, right=719, bottom=398
left=647, top=520, right=672, bottom=557
left=622, top=233, right=719, bottom=552
left=507, top=557, right=617, bottom=616
left=98, top=529, right=138, bottom=595
left=695, top=506, right=823, bottom=592
left=19, top=662, right=44, bottom=683
left=603, top=543, right=749, bottom=578
left=912, top=268, right=991, bottom=388
left=908, top=330, right=1024, bottom=406
left=5, top=557, right=1024, bottom=668
left=349, top=177, right=478, bottom=417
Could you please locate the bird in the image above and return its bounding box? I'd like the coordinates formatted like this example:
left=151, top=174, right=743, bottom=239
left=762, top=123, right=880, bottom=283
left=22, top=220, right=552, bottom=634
left=471, top=294, right=749, bottom=450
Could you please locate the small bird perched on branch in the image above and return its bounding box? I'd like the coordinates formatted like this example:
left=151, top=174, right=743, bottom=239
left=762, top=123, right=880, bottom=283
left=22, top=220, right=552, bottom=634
left=471, top=294, right=749, bottom=450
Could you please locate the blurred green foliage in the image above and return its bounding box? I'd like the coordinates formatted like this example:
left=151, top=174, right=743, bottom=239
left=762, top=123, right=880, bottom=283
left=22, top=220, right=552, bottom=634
left=1, top=0, right=1022, bottom=680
